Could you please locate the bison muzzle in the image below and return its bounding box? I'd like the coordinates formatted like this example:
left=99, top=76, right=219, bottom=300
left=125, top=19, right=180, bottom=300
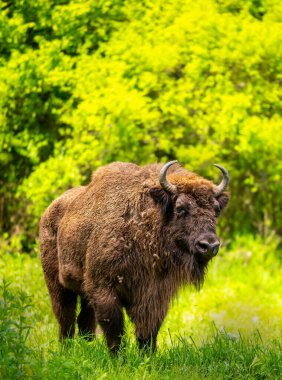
left=39, top=161, right=229, bottom=352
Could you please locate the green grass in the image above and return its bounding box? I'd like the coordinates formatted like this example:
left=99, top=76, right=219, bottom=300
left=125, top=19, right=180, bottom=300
left=1, top=235, right=281, bottom=379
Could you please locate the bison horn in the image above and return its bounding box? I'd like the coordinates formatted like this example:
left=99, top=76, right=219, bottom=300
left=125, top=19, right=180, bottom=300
left=213, top=164, right=230, bottom=197
left=160, top=161, right=178, bottom=194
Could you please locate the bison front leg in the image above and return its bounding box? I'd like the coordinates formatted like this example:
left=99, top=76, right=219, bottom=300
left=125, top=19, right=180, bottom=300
left=137, top=326, right=160, bottom=352
left=88, top=287, right=124, bottom=353
left=128, top=303, right=168, bottom=353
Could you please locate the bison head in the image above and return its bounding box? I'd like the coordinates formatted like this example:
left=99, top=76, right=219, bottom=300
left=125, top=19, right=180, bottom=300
left=150, top=161, right=229, bottom=266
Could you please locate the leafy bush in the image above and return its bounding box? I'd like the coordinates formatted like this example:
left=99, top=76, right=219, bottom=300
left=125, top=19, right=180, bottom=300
left=0, top=0, right=282, bottom=249
left=0, top=280, right=32, bottom=379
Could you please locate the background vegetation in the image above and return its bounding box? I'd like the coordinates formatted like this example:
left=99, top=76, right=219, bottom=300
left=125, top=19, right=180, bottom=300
left=0, top=0, right=281, bottom=378
left=0, top=0, right=282, bottom=251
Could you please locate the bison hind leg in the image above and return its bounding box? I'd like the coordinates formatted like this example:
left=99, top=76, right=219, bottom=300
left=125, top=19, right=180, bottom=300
left=77, top=296, right=96, bottom=340
left=50, top=283, right=78, bottom=340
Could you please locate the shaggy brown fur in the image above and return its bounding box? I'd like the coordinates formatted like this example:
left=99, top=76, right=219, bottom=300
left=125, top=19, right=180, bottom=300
left=39, top=162, right=229, bottom=352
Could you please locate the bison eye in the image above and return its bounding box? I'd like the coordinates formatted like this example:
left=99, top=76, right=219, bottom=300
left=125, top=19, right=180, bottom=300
left=175, top=206, right=187, bottom=216
left=214, top=202, right=221, bottom=216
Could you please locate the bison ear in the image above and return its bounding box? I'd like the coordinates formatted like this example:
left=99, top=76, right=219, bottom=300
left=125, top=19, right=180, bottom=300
left=217, top=192, right=229, bottom=211
left=149, top=188, right=173, bottom=216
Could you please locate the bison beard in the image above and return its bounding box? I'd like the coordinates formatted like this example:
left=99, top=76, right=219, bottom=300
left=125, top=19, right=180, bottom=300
left=39, top=161, right=229, bottom=353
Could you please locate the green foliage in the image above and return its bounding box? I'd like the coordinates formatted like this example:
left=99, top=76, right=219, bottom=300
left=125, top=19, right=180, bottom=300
left=0, top=0, right=282, bottom=248
left=0, top=237, right=281, bottom=379
left=0, top=281, right=32, bottom=379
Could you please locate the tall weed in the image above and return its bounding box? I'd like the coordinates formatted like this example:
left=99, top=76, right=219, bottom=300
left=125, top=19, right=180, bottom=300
left=0, top=281, right=32, bottom=379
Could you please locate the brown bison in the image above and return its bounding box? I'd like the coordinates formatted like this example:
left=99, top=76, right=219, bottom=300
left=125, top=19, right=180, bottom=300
left=39, top=161, right=229, bottom=352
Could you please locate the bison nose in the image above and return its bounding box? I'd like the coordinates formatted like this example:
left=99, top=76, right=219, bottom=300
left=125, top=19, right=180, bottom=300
left=196, top=240, right=220, bottom=256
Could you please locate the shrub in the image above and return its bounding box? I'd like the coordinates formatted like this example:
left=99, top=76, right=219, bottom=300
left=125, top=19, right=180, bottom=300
left=1, top=0, right=281, bottom=249
left=0, top=280, right=32, bottom=379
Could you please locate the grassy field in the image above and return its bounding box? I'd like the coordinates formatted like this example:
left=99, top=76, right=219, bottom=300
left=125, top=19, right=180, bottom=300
left=1, top=235, right=281, bottom=379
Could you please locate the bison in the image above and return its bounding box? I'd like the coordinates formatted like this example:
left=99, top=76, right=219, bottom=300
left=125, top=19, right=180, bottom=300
left=39, top=161, right=229, bottom=352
